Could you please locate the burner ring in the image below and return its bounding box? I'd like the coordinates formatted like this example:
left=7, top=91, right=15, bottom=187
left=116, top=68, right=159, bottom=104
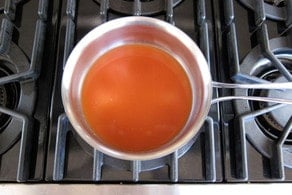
left=94, top=0, right=183, bottom=15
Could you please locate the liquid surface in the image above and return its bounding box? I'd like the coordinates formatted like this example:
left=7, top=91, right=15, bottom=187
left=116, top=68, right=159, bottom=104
left=81, top=44, right=192, bottom=152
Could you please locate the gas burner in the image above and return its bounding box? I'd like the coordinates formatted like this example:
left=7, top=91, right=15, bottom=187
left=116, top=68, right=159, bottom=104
left=0, top=65, right=19, bottom=133
left=94, top=0, right=182, bottom=15
left=0, top=42, right=35, bottom=155
left=252, top=72, right=292, bottom=142
left=265, top=76, right=292, bottom=128
left=234, top=37, right=292, bottom=167
left=238, top=0, right=288, bottom=21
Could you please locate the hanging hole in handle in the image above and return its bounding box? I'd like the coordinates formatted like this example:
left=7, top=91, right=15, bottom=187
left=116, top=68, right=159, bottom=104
left=211, top=81, right=292, bottom=105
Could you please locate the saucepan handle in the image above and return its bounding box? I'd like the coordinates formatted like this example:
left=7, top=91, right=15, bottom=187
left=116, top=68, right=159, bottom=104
left=211, top=81, right=292, bottom=105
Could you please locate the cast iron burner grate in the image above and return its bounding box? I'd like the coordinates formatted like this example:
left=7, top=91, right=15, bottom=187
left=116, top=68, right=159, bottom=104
left=53, top=115, right=216, bottom=182
left=0, top=41, right=34, bottom=158
left=238, top=0, right=292, bottom=23
left=233, top=46, right=292, bottom=177
left=93, top=0, right=182, bottom=16
left=265, top=0, right=287, bottom=7
left=0, top=0, right=49, bottom=182
left=218, top=0, right=292, bottom=181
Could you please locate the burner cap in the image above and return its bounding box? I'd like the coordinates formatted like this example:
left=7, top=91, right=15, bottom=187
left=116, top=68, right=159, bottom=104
left=266, top=76, right=292, bottom=129
left=95, top=0, right=182, bottom=15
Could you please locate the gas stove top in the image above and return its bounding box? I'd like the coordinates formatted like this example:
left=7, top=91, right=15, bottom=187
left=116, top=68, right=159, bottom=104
left=0, top=0, right=291, bottom=186
left=0, top=0, right=55, bottom=182
left=215, top=0, right=292, bottom=181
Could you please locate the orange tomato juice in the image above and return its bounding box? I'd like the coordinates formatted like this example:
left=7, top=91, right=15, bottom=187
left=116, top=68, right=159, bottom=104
left=81, top=44, right=192, bottom=152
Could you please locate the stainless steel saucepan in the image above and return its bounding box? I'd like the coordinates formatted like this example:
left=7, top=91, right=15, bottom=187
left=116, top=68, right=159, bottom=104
left=62, top=16, right=292, bottom=160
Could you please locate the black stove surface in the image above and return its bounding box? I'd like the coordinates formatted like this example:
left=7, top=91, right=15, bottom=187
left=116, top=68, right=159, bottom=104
left=0, top=0, right=291, bottom=183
